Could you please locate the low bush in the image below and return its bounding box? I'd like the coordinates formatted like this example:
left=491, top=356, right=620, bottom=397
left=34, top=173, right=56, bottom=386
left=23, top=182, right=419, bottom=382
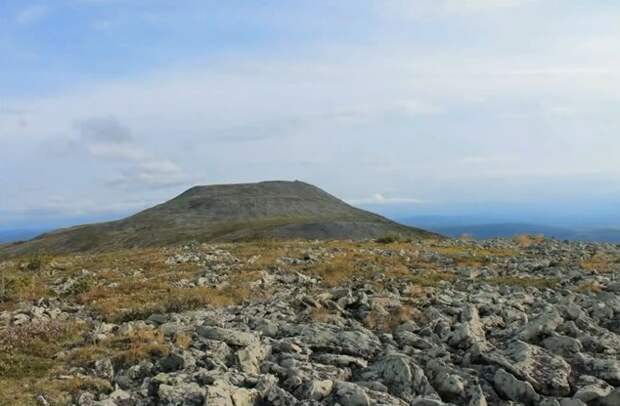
left=376, top=233, right=410, bottom=244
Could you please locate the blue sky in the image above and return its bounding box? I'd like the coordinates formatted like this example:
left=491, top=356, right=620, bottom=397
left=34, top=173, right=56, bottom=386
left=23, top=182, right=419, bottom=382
left=2, top=0, right=620, bottom=229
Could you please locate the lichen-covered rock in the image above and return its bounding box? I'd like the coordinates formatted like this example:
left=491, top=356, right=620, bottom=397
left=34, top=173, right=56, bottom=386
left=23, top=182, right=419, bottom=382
left=196, top=326, right=258, bottom=347
left=206, top=379, right=259, bottom=406
left=573, top=374, right=613, bottom=403
left=518, top=308, right=564, bottom=342
left=235, top=341, right=271, bottom=375
left=359, top=353, right=435, bottom=401
left=330, top=381, right=372, bottom=406
left=577, top=355, right=620, bottom=386
left=493, top=368, right=540, bottom=405
left=484, top=340, right=572, bottom=396
left=158, top=382, right=205, bottom=405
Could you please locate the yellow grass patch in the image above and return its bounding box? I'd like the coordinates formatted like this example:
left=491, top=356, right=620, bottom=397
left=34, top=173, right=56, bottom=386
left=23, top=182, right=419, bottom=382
left=574, top=281, right=603, bottom=294
left=514, top=234, right=545, bottom=248
left=581, top=255, right=615, bottom=274
left=365, top=304, right=421, bottom=332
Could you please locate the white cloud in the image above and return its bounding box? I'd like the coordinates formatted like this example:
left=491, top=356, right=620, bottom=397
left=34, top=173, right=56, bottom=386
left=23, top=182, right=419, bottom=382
left=75, top=117, right=187, bottom=189
left=442, top=0, right=536, bottom=12
left=379, top=0, right=537, bottom=17
left=349, top=193, right=426, bottom=205
left=2, top=191, right=150, bottom=217
left=461, top=156, right=512, bottom=164
left=110, top=160, right=186, bottom=189
left=395, top=99, right=442, bottom=115
left=15, top=5, right=49, bottom=25
left=87, top=143, right=147, bottom=161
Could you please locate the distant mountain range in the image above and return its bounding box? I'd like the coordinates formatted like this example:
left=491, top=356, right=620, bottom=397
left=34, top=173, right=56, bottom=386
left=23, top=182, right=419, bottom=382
left=0, top=181, right=436, bottom=256
left=398, top=217, right=620, bottom=243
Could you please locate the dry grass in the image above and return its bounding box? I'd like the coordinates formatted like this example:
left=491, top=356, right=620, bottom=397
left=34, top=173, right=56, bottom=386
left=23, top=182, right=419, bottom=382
left=68, top=328, right=171, bottom=370
left=0, top=320, right=86, bottom=405
left=310, top=255, right=359, bottom=287
left=0, top=377, right=75, bottom=406
left=85, top=285, right=252, bottom=323
left=430, top=245, right=517, bottom=268
left=365, top=304, right=421, bottom=332
left=113, top=329, right=170, bottom=367
left=581, top=255, right=615, bottom=274
left=384, top=266, right=457, bottom=287
left=0, top=320, right=85, bottom=379
left=514, top=234, right=545, bottom=248
left=0, top=272, right=50, bottom=307
left=228, top=241, right=288, bottom=270
left=59, top=375, right=113, bottom=396
left=175, top=332, right=193, bottom=350
left=574, top=281, right=603, bottom=294
left=432, top=245, right=517, bottom=258
left=62, top=248, right=266, bottom=322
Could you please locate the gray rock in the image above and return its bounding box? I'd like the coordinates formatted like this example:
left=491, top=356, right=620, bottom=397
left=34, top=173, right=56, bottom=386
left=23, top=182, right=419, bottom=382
left=518, top=308, right=564, bottom=342
left=197, top=326, right=258, bottom=347
left=331, top=381, right=371, bottom=406
left=236, top=342, right=270, bottom=375
left=573, top=374, right=613, bottom=403
left=360, top=353, right=435, bottom=401
left=158, top=382, right=205, bottom=405
left=206, top=379, right=259, bottom=406
left=484, top=340, right=572, bottom=396
left=311, top=353, right=368, bottom=369
left=599, top=388, right=620, bottom=406
left=542, top=335, right=583, bottom=356
left=559, top=399, right=587, bottom=406
left=493, top=368, right=540, bottom=405
left=157, top=353, right=185, bottom=372
left=303, top=379, right=334, bottom=400
left=290, top=324, right=382, bottom=358
left=253, top=318, right=279, bottom=338
left=577, top=354, right=620, bottom=386
left=448, top=305, right=488, bottom=350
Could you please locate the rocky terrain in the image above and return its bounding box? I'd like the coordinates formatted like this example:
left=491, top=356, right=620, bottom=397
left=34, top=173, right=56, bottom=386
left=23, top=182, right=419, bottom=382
left=0, top=181, right=435, bottom=256
left=1, top=236, right=619, bottom=405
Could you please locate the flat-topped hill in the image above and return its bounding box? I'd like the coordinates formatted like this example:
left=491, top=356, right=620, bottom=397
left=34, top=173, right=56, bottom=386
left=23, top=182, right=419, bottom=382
left=0, top=181, right=438, bottom=255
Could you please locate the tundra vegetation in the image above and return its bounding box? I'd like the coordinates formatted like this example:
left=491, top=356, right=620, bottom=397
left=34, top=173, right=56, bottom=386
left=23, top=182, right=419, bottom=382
left=0, top=236, right=619, bottom=405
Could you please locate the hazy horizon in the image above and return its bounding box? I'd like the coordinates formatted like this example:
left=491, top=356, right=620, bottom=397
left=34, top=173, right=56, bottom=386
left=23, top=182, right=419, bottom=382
left=2, top=1, right=619, bottom=231
left=2, top=179, right=619, bottom=239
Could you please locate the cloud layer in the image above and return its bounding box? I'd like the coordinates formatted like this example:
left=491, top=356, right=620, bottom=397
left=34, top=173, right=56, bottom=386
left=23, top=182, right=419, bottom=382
left=1, top=0, right=620, bottom=227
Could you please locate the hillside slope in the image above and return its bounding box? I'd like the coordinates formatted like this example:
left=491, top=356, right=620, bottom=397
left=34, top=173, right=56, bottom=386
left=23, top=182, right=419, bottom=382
left=0, top=181, right=438, bottom=255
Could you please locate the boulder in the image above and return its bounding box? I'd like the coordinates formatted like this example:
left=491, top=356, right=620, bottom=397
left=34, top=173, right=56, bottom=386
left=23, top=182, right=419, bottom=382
left=493, top=368, right=540, bottom=405
left=197, top=326, right=258, bottom=347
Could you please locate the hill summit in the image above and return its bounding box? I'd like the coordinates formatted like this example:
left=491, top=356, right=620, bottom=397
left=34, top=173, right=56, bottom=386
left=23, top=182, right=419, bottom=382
left=1, top=181, right=437, bottom=255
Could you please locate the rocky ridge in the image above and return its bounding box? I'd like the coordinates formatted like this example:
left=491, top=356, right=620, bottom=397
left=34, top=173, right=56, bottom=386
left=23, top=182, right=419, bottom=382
left=1, top=237, right=619, bottom=405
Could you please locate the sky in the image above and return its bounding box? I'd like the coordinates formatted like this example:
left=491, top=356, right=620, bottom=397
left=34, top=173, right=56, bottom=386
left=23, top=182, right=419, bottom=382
left=1, top=0, right=620, bottom=229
